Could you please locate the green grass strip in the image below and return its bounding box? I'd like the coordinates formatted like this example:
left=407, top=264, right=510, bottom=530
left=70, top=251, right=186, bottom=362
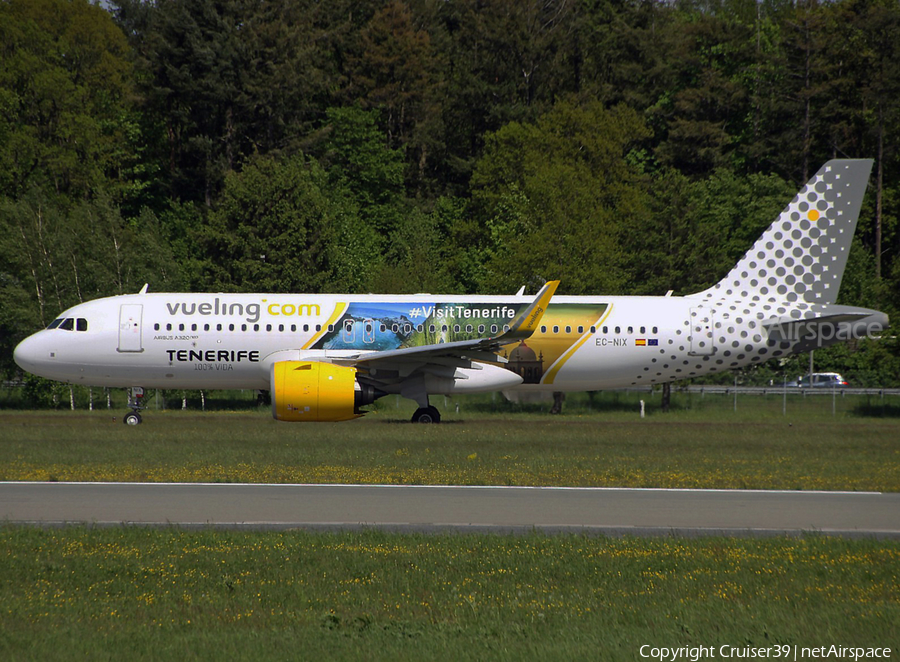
left=1, top=405, right=898, bottom=490
left=0, top=526, right=896, bottom=661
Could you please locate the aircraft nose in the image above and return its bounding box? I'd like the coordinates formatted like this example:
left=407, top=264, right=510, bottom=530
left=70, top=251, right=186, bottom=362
left=13, top=333, right=51, bottom=376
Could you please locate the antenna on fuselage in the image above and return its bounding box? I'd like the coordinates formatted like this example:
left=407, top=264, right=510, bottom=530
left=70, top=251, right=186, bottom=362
left=138, top=284, right=149, bottom=295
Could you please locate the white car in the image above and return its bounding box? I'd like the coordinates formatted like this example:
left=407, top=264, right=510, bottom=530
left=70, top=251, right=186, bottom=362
left=786, top=373, right=849, bottom=388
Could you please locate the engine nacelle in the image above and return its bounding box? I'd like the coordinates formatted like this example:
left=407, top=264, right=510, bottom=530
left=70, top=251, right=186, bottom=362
left=271, top=361, right=376, bottom=422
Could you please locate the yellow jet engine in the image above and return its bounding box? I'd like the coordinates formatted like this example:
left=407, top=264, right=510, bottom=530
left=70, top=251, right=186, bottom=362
left=271, top=361, right=378, bottom=422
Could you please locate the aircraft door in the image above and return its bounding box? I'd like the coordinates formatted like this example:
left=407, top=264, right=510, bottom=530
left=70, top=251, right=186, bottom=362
left=363, top=319, right=375, bottom=344
left=118, top=304, right=144, bottom=353
left=342, top=319, right=356, bottom=344
left=688, top=308, right=715, bottom=356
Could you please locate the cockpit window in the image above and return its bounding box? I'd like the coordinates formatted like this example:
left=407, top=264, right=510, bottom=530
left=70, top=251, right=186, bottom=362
left=47, top=317, right=88, bottom=331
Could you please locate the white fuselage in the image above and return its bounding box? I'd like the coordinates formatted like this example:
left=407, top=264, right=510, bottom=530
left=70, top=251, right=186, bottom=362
left=13, top=290, right=839, bottom=394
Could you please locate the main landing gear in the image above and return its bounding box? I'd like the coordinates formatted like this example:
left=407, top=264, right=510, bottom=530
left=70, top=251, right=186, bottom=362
left=123, top=387, right=145, bottom=425
left=401, top=377, right=441, bottom=423
left=411, top=406, right=441, bottom=424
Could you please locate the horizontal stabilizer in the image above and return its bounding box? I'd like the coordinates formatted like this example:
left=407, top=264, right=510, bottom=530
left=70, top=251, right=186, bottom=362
left=763, top=312, right=870, bottom=330
left=764, top=307, right=889, bottom=347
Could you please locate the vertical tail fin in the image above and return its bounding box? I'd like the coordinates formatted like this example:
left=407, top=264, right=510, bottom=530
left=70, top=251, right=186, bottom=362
left=690, top=159, right=873, bottom=305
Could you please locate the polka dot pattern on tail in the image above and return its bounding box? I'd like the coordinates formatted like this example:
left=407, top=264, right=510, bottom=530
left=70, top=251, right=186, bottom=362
left=634, top=161, right=874, bottom=387
left=690, top=160, right=873, bottom=307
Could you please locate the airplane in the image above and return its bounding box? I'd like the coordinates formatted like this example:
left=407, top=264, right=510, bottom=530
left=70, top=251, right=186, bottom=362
left=13, top=159, right=890, bottom=424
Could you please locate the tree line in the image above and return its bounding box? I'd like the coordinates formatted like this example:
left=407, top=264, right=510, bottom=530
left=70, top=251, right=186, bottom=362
left=1, top=0, right=899, bottom=386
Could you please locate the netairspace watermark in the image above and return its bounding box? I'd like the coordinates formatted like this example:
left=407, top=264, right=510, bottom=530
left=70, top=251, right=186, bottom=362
left=639, top=645, right=892, bottom=662
left=767, top=321, right=885, bottom=346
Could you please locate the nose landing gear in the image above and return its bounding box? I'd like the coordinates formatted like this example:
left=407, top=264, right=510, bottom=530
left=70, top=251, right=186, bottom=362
left=123, top=387, right=145, bottom=425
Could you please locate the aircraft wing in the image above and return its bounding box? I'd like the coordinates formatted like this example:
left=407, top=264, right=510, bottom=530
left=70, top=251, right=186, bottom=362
left=337, top=280, right=559, bottom=370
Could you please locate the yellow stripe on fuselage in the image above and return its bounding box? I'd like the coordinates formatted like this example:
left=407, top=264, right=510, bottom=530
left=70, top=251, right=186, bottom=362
left=541, top=305, right=614, bottom=385
left=301, top=302, right=348, bottom=350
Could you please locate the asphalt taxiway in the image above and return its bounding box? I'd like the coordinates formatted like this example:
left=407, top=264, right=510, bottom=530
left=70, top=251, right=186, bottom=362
left=2, top=482, right=899, bottom=537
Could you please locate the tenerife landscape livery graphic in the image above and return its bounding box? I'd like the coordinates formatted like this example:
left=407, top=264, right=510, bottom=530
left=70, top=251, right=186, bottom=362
left=315, top=301, right=609, bottom=384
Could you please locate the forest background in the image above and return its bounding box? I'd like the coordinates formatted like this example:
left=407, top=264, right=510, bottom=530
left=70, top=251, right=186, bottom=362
left=2, top=0, right=899, bottom=390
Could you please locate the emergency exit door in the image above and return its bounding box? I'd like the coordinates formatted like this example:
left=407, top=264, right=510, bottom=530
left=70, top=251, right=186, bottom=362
left=689, top=307, right=715, bottom=356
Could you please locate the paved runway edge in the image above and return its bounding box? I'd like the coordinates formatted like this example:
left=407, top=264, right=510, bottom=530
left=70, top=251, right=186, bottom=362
left=2, top=483, right=899, bottom=539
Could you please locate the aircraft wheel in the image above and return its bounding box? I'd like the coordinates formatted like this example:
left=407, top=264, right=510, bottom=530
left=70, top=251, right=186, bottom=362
left=123, top=411, right=142, bottom=426
left=411, top=406, right=441, bottom=424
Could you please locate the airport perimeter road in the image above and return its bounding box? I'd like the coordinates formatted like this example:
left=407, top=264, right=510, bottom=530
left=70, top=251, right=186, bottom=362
left=2, top=483, right=899, bottom=537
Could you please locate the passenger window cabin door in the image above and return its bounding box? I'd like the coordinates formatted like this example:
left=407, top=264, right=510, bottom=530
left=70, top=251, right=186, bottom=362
left=118, top=304, right=143, bottom=352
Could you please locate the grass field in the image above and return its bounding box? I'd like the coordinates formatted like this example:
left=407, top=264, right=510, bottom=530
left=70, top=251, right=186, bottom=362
left=0, top=526, right=897, bottom=661
left=2, top=396, right=897, bottom=660
left=0, top=392, right=898, bottom=490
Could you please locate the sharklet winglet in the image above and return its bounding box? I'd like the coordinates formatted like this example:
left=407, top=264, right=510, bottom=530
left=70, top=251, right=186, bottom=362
left=499, top=280, right=559, bottom=342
